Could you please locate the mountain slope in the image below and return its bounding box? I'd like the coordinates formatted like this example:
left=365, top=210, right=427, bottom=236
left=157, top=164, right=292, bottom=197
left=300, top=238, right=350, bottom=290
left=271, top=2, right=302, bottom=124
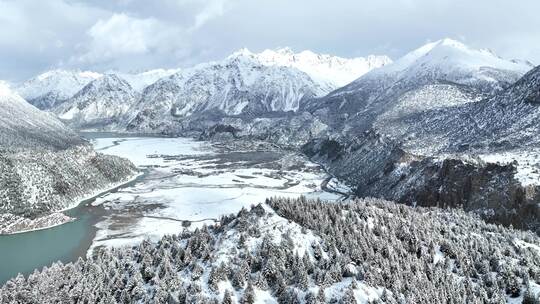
left=15, top=70, right=103, bottom=109
left=303, top=38, right=533, bottom=137
left=126, top=52, right=326, bottom=132
left=389, top=64, right=540, bottom=154
left=468, top=65, right=540, bottom=147
left=0, top=81, right=83, bottom=149
left=0, top=81, right=136, bottom=234
left=53, top=74, right=140, bottom=129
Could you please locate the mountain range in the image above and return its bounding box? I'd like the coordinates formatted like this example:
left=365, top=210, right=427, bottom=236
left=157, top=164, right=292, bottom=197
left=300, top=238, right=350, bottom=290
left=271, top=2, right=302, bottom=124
left=13, top=48, right=390, bottom=131
left=15, top=68, right=179, bottom=110
left=254, top=47, right=392, bottom=88
left=4, top=37, right=540, bottom=302
left=14, top=39, right=535, bottom=145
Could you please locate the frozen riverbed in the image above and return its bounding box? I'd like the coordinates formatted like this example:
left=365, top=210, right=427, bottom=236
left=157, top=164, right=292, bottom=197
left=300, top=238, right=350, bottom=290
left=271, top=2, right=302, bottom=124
left=88, top=135, right=348, bottom=250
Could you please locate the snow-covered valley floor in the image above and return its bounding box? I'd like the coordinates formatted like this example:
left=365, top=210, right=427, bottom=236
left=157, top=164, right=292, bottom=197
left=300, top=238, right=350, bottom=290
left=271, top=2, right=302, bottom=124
left=88, top=135, right=349, bottom=251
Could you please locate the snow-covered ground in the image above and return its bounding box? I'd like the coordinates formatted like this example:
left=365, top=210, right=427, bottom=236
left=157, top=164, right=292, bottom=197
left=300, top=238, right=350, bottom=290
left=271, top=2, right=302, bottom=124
left=478, top=149, right=540, bottom=186
left=429, top=148, right=540, bottom=186
left=0, top=213, right=74, bottom=235
left=89, top=136, right=348, bottom=250
left=208, top=204, right=384, bottom=303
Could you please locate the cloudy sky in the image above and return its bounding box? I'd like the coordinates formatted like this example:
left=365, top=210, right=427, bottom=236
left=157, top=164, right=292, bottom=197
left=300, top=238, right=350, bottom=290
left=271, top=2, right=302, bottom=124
left=1, top=0, right=539, bottom=81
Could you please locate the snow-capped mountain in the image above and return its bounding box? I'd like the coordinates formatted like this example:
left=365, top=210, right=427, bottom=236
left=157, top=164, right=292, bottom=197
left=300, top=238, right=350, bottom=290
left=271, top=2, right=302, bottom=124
left=54, top=74, right=140, bottom=129
left=250, top=47, right=391, bottom=89
left=334, top=38, right=532, bottom=101
left=112, top=69, right=180, bottom=92
left=16, top=69, right=177, bottom=111
left=294, top=39, right=540, bottom=157
left=14, top=48, right=393, bottom=133
left=368, top=39, right=537, bottom=153
left=15, top=70, right=103, bottom=109
left=362, top=38, right=531, bottom=91
left=0, top=81, right=82, bottom=149
left=126, top=51, right=326, bottom=132
left=304, top=38, right=533, bottom=136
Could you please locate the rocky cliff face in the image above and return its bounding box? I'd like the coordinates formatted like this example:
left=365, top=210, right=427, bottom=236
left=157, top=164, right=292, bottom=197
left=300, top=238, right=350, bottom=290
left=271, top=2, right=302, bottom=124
left=303, top=131, right=540, bottom=233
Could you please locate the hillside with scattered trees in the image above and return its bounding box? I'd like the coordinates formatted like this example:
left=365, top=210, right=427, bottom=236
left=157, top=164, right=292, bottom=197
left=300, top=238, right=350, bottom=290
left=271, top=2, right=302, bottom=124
left=0, top=82, right=137, bottom=234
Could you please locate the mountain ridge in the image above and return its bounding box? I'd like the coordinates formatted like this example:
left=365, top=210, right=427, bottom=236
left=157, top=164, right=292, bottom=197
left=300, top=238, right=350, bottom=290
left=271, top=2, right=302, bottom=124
left=53, top=74, right=140, bottom=129
left=0, top=81, right=83, bottom=150
left=241, top=47, right=392, bottom=88
left=0, top=80, right=137, bottom=234
left=302, top=38, right=533, bottom=140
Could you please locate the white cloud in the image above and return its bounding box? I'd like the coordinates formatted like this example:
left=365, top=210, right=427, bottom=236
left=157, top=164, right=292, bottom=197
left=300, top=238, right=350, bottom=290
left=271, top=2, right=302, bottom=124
left=89, top=14, right=153, bottom=54
left=0, top=0, right=539, bottom=81
left=70, top=1, right=235, bottom=71
left=0, top=0, right=107, bottom=80
left=77, top=13, right=185, bottom=65
left=190, top=0, right=230, bottom=30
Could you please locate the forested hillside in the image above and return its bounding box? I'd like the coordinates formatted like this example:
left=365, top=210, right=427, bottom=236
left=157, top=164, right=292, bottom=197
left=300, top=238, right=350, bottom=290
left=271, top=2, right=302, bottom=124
left=0, top=82, right=136, bottom=233
left=2, top=197, right=539, bottom=303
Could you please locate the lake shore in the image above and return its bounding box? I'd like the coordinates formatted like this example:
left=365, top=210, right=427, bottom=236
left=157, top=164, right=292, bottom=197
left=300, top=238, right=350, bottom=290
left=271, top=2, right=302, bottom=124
left=0, top=172, right=142, bottom=235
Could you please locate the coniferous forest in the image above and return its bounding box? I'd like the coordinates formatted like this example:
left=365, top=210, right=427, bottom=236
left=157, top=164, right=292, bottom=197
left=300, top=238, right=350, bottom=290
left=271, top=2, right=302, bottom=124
left=3, top=197, right=540, bottom=303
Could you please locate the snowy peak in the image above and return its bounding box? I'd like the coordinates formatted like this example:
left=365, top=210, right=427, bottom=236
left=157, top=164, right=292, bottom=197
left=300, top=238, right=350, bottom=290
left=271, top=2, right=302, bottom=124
left=75, top=74, right=134, bottom=97
left=34, top=69, right=102, bottom=82
left=112, top=69, right=181, bottom=92
left=55, top=74, right=140, bottom=129
left=336, top=38, right=534, bottom=96
left=421, top=38, right=530, bottom=72
left=16, top=69, right=103, bottom=109
left=374, top=38, right=531, bottom=78
left=227, top=47, right=255, bottom=59
left=16, top=68, right=178, bottom=110
left=312, top=39, right=535, bottom=134
left=252, top=47, right=392, bottom=87
left=126, top=52, right=329, bottom=131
